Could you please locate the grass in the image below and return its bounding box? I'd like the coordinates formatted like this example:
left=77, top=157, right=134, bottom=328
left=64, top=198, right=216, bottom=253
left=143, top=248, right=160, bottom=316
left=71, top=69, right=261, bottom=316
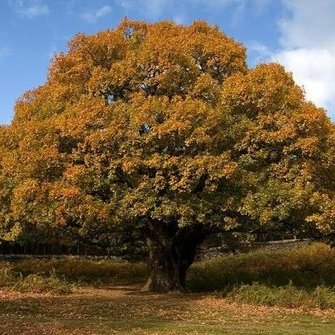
left=2, top=243, right=335, bottom=307
left=226, top=283, right=335, bottom=309
left=0, top=264, right=72, bottom=294
left=187, top=242, right=335, bottom=310
left=1, top=285, right=335, bottom=334
left=10, top=272, right=72, bottom=294
left=2, top=243, right=335, bottom=333
left=0, top=257, right=148, bottom=294
left=10, top=257, right=149, bottom=283
left=188, top=242, right=335, bottom=291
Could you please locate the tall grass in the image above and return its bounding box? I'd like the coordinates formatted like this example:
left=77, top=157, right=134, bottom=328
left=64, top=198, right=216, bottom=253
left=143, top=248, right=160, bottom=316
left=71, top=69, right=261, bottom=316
left=188, top=243, right=335, bottom=291
left=2, top=242, right=335, bottom=309
left=0, top=263, right=17, bottom=287
left=0, top=262, right=71, bottom=294
left=226, top=283, right=335, bottom=309
left=0, top=257, right=148, bottom=293
left=187, top=243, right=335, bottom=309
left=10, top=257, right=148, bottom=283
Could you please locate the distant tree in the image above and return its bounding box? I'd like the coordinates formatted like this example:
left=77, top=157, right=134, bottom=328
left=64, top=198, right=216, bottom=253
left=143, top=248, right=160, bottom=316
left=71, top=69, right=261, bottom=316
left=1, top=20, right=334, bottom=291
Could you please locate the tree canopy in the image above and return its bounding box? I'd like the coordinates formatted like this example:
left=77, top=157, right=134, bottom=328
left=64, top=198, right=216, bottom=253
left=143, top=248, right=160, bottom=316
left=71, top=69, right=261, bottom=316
left=1, top=19, right=335, bottom=291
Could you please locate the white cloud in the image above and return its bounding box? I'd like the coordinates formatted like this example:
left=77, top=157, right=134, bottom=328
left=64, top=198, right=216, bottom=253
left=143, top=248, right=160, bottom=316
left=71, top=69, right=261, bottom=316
left=279, top=0, right=335, bottom=50
left=272, top=0, right=335, bottom=117
left=80, top=5, right=112, bottom=23
left=275, top=48, right=335, bottom=111
left=11, top=0, right=49, bottom=18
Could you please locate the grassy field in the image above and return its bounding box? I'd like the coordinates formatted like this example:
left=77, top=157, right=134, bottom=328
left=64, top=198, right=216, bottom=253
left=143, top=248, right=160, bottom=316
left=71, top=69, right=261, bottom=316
left=2, top=243, right=335, bottom=334
left=1, top=285, right=335, bottom=335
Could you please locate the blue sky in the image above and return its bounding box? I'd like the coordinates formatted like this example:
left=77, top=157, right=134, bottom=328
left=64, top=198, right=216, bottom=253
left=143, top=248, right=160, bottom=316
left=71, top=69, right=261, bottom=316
left=1, top=0, right=335, bottom=124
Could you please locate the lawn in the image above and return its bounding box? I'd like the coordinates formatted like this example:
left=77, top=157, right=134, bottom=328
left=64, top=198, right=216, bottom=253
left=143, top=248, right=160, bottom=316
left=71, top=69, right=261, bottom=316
left=1, top=285, right=335, bottom=335
left=2, top=243, right=335, bottom=334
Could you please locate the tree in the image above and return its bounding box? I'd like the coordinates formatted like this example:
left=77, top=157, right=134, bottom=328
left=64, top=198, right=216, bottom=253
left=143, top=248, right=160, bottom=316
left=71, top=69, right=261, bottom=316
left=1, top=19, right=334, bottom=291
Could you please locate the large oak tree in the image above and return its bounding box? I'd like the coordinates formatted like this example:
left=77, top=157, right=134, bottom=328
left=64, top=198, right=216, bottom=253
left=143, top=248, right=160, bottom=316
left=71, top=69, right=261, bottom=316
left=1, top=20, right=335, bottom=291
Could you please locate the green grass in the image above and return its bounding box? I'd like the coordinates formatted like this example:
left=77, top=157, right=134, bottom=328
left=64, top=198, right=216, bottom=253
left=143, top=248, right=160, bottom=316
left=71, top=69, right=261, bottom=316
left=186, top=243, right=335, bottom=310
left=188, top=242, right=335, bottom=291
left=226, top=283, right=335, bottom=309
left=2, top=243, right=335, bottom=309
left=10, top=257, right=149, bottom=283
left=0, top=263, right=72, bottom=294
left=0, top=257, right=147, bottom=294
left=1, top=286, right=335, bottom=334
left=10, top=272, right=72, bottom=294
left=2, top=244, right=335, bottom=333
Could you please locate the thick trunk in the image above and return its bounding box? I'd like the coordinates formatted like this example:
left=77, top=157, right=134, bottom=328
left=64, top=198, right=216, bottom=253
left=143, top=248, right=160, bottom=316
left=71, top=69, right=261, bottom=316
left=141, top=254, right=184, bottom=292
left=142, top=226, right=203, bottom=292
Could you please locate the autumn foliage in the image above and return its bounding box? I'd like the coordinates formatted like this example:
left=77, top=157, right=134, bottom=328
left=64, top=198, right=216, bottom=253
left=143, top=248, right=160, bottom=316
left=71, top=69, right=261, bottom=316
left=0, top=20, right=334, bottom=291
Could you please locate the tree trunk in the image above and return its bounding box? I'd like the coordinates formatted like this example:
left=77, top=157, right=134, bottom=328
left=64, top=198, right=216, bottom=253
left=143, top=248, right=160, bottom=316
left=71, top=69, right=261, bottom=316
left=142, top=225, right=203, bottom=292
